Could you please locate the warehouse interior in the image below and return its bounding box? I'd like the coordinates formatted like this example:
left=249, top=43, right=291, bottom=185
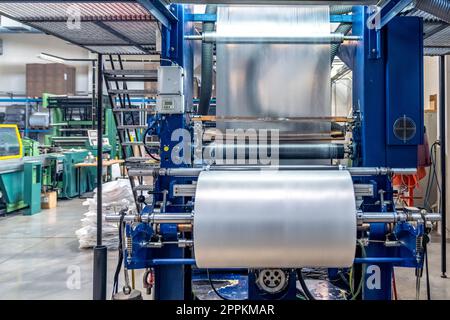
left=0, top=0, right=450, bottom=301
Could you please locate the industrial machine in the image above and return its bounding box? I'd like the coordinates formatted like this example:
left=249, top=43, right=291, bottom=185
left=43, top=94, right=117, bottom=158
left=0, top=124, right=98, bottom=212
left=102, top=2, right=443, bottom=301
left=0, top=124, right=42, bottom=214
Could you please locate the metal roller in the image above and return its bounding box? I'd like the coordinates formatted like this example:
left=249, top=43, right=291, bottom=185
left=193, top=170, right=357, bottom=268
left=204, top=143, right=345, bottom=160
left=185, top=32, right=361, bottom=44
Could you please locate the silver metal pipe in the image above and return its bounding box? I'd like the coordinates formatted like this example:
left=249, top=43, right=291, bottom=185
left=184, top=32, right=361, bottom=44
left=128, top=169, right=155, bottom=177
left=409, top=213, right=442, bottom=222
left=358, top=212, right=397, bottom=223
left=185, top=32, right=361, bottom=44
left=358, top=212, right=442, bottom=223
left=147, top=214, right=193, bottom=224
left=105, top=213, right=193, bottom=224
left=347, top=167, right=417, bottom=176
left=144, top=240, right=194, bottom=248
left=154, top=166, right=417, bottom=177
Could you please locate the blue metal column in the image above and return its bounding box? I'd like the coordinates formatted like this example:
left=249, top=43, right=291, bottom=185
left=353, top=11, right=392, bottom=298
left=353, top=5, right=425, bottom=300
left=154, top=3, right=194, bottom=300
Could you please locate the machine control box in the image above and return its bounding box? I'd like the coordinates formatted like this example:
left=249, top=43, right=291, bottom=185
left=157, top=66, right=185, bottom=114
left=156, top=95, right=185, bottom=114
left=157, top=66, right=184, bottom=95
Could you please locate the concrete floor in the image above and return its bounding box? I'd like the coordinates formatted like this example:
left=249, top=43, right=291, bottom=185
left=0, top=199, right=129, bottom=299
left=0, top=198, right=449, bottom=300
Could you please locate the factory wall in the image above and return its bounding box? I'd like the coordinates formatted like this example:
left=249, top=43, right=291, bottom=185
left=420, top=55, right=450, bottom=237
left=416, top=57, right=440, bottom=211
left=0, top=33, right=91, bottom=96
left=332, top=78, right=352, bottom=116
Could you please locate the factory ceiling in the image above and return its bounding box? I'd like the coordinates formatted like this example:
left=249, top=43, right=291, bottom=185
left=0, top=1, right=448, bottom=56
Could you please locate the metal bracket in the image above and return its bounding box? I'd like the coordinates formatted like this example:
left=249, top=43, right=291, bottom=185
left=173, top=184, right=196, bottom=197
left=137, top=0, right=178, bottom=30
left=378, top=0, right=414, bottom=30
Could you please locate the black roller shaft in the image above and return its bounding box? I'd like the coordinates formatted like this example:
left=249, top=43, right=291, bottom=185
left=207, top=143, right=345, bottom=160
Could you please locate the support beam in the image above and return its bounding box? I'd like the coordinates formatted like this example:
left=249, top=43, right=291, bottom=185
left=440, top=55, right=447, bottom=278
left=93, top=54, right=107, bottom=300
left=137, top=0, right=178, bottom=30
left=379, top=0, right=413, bottom=30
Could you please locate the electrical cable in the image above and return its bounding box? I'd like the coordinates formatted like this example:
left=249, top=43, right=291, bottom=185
left=424, top=141, right=440, bottom=212
left=415, top=267, right=421, bottom=300
left=392, top=269, right=398, bottom=300
left=431, top=142, right=442, bottom=194
left=296, top=268, right=315, bottom=300
left=423, top=232, right=431, bottom=300
left=349, top=240, right=366, bottom=300
left=142, top=121, right=161, bottom=162
left=206, top=269, right=230, bottom=300
left=112, top=210, right=126, bottom=298
left=425, top=244, right=431, bottom=300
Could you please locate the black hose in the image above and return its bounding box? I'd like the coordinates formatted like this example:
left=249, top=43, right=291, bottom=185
left=296, top=269, right=315, bottom=300
left=330, top=5, right=353, bottom=15
left=331, top=23, right=352, bottom=63
left=143, top=123, right=160, bottom=162
left=198, top=5, right=217, bottom=116
left=330, top=6, right=353, bottom=64
left=112, top=210, right=126, bottom=297
left=425, top=246, right=431, bottom=300
left=423, top=233, right=431, bottom=300
left=415, top=0, right=450, bottom=24
left=210, top=143, right=345, bottom=160
left=207, top=269, right=230, bottom=300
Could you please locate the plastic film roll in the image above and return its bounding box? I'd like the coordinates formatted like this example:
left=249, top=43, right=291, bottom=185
left=193, top=170, right=356, bottom=268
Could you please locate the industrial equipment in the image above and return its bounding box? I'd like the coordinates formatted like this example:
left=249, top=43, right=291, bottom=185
left=43, top=94, right=117, bottom=158
left=95, top=2, right=443, bottom=301
left=0, top=124, right=99, bottom=214
left=0, top=124, right=42, bottom=214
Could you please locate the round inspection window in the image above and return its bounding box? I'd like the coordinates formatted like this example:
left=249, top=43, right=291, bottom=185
left=393, top=116, right=416, bottom=142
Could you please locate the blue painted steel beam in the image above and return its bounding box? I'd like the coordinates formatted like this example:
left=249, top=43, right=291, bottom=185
left=136, top=0, right=178, bottom=29
left=354, top=257, right=414, bottom=263
left=185, top=13, right=217, bottom=22
left=331, top=14, right=354, bottom=23
left=151, top=258, right=196, bottom=266
left=184, top=13, right=353, bottom=23
left=0, top=98, right=41, bottom=103
left=379, top=0, right=413, bottom=30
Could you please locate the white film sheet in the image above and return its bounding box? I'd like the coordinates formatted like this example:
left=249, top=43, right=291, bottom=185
left=194, top=170, right=356, bottom=268
left=216, top=5, right=331, bottom=132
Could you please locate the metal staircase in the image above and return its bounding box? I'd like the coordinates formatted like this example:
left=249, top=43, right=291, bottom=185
left=103, top=55, right=159, bottom=212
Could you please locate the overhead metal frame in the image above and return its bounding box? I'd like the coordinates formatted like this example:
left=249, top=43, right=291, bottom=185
left=375, top=0, right=449, bottom=56
left=0, top=1, right=173, bottom=55
left=379, top=0, right=414, bottom=30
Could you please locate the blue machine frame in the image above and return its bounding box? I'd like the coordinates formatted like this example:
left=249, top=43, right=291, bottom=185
left=120, top=3, right=428, bottom=301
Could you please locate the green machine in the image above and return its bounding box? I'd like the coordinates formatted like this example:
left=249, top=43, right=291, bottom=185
left=43, top=150, right=96, bottom=198
left=0, top=125, right=98, bottom=215
left=0, top=125, right=42, bottom=214
left=42, top=94, right=117, bottom=158
left=22, top=137, right=40, bottom=157
left=23, top=161, right=42, bottom=215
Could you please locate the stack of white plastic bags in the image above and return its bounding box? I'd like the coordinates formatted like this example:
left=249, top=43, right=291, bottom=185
left=76, top=179, right=136, bottom=249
